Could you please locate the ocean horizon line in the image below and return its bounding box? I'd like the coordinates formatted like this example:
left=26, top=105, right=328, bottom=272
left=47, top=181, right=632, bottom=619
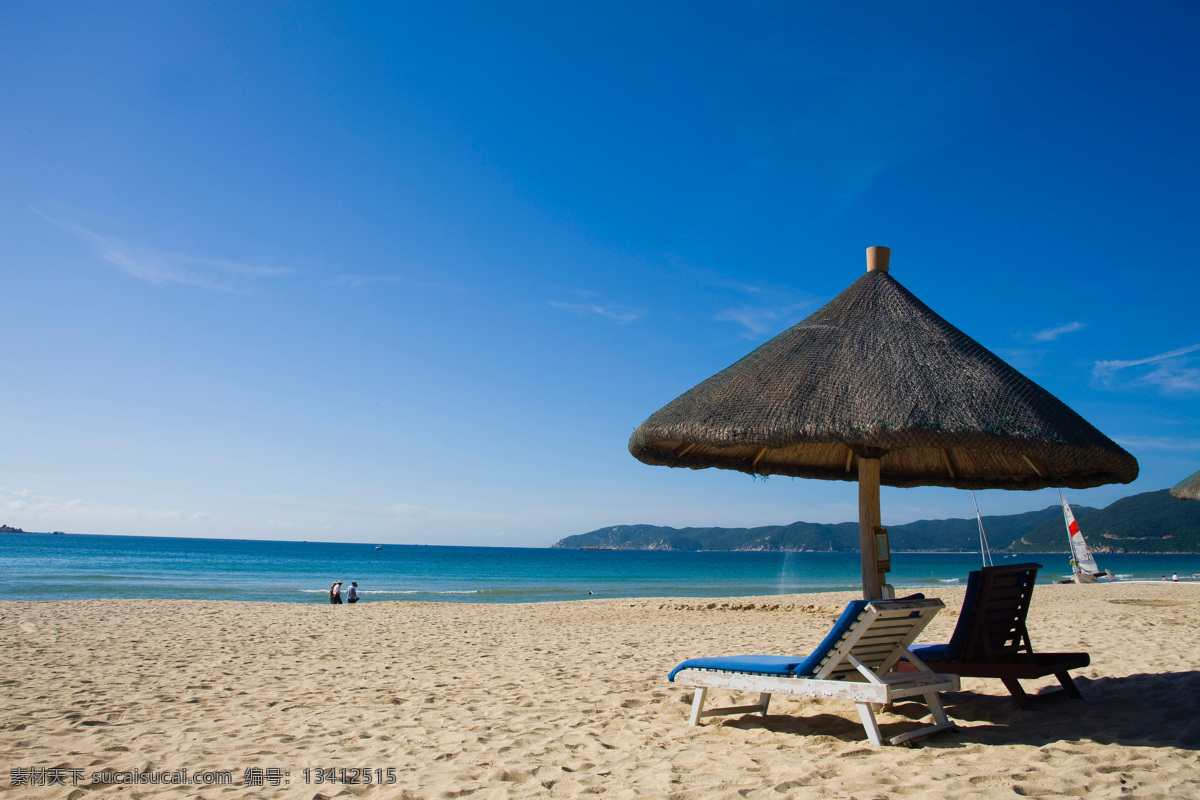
left=0, top=529, right=1106, bottom=556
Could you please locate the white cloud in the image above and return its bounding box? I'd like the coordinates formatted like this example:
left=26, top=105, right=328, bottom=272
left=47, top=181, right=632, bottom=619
left=1009, top=321, right=1087, bottom=345
left=1138, top=364, right=1200, bottom=394
left=37, top=209, right=291, bottom=291
left=1030, top=321, right=1087, bottom=342
left=1093, top=344, right=1200, bottom=395
left=333, top=274, right=406, bottom=287
left=333, top=273, right=467, bottom=292
left=716, top=302, right=817, bottom=339
left=0, top=487, right=208, bottom=531
left=1113, top=436, right=1200, bottom=451
left=388, top=504, right=430, bottom=520
left=994, top=348, right=1043, bottom=371
left=549, top=301, right=642, bottom=324
left=1094, top=343, right=1200, bottom=375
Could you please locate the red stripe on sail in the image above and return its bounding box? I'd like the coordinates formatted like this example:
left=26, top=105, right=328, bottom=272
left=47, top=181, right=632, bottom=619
left=1068, top=520, right=1080, bottom=535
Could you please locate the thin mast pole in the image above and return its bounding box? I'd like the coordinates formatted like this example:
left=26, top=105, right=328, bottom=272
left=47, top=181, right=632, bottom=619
left=971, top=490, right=992, bottom=567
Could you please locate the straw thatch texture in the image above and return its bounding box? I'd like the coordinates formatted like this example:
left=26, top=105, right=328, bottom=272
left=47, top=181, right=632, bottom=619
left=629, top=269, right=1137, bottom=490
left=1171, top=470, right=1200, bottom=501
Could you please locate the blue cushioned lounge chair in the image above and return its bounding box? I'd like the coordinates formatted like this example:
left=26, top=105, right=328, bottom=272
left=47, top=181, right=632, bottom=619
left=668, top=598, right=958, bottom=746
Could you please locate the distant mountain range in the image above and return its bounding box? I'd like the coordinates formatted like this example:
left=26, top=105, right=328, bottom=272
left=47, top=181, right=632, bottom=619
left=553, top=490, right=1200, bottom=554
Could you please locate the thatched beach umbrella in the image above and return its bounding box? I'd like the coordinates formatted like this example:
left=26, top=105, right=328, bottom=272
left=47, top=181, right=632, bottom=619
left=629, top=247, right=1138, bottom=598
left=1170, top=469, right=1200, bottom=501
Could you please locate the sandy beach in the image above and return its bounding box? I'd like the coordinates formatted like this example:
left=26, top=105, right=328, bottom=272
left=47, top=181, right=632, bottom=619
left=3, top=582, right=1199, bottom=799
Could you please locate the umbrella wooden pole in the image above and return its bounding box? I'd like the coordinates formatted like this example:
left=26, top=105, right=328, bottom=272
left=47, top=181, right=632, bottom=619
left=858, top=457, right=884, bottom=599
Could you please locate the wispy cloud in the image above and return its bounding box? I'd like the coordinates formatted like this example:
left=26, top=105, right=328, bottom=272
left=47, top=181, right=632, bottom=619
left=1094, top=344, right=1200, bottom=375
left=1137, top=363, right=1200, bottom=394
left=549, top=301, right=642, bottom=324
left=1113, top=436, right=1200, bottom=451
left=0, top=486, right=208, bottom=527
left=1029, top=321, right=1087, bottom=342
left=333, top=274, right=408, bottom=288
left=388, top=503, right=431, bottom=520
left=332, top=273, right=468, bottom=292
left=37, top=209, right=291, bottom=292
left=1153, top=417, right=1200, bottom=426
left=994, top=348, right=1044, bottom=372
left=660, top=257, right=765, bottom=295
left=716, top=302, right=818, bottom=339
left=1093, top=344, right=1200, bottom=395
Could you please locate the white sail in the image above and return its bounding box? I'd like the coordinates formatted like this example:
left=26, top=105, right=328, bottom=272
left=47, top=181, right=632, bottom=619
left=1059, top=492, right=1099, bottom=576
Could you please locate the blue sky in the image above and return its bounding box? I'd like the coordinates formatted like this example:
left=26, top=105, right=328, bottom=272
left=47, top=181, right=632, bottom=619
left=2, top=1, right=1198, bottom=545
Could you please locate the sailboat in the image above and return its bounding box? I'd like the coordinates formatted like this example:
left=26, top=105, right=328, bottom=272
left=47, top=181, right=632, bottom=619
left=1058, top=491, right=1113, bottom=583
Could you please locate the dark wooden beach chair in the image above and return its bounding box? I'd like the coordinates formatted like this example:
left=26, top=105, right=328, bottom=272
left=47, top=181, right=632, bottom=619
left=909, top=563, right=1089, bottom=708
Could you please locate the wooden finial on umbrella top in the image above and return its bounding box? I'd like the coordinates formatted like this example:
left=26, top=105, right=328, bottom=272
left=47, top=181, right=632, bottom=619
left=866, top=246, right=890, bottom=273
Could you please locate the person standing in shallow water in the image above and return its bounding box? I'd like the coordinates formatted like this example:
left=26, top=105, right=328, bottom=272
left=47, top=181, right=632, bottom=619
left=329, top=581, right=343, bottom=604
left=347, top=582, right=359, bottom=603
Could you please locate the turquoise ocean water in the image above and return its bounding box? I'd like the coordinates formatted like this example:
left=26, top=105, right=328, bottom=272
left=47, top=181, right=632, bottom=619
left=4, top=532, right=1200, bottom=604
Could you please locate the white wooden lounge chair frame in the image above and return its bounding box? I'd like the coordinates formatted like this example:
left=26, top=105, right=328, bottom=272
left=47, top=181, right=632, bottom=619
left=673, top=599, right=959, bottom=746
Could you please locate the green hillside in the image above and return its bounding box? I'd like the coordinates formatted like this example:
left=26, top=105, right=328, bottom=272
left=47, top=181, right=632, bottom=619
left=888, top=506, right=1091, bottom=552
left=555, top=506, right=1083, bottom=552
left=556, top=521, right=860, bottom=552
left=555, top=490, right=1200, bottom=553
left=1012, top=490, right=1200, bottom=553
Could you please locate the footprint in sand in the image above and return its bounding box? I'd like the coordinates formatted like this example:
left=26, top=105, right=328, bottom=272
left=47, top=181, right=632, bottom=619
left=1107, top=599, right=1195, bottom=607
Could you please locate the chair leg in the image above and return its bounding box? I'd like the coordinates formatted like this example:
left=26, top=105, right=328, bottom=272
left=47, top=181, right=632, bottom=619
left=855, top=702, right=884, bottom=746
left=885, top=692, right=957, bottom=746
left=758, top=693, right=772, bottom=716
left=925, top=691, right=950, bottom=728
left=689, top=688, right=707, bottom=726
left=1001, top=677, right=1032, bottom=709
left=1056, top=671, right=1084, bottom=700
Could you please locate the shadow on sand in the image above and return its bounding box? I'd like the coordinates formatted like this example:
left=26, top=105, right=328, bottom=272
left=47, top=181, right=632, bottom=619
left=715, top=671, right=1200, bottom=749
left=933, top=671, right=1200, bottom=749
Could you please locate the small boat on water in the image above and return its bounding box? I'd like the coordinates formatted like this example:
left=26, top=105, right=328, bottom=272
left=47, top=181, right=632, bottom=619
left=1057, top=491, right=1115, bottom=583
left=375, top=545, right=382, bottom=550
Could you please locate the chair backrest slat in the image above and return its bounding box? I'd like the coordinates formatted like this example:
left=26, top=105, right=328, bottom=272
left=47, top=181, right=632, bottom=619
left=958, top=563, right=1041, bottom=661
left=812, top=600, right=944, bottom=680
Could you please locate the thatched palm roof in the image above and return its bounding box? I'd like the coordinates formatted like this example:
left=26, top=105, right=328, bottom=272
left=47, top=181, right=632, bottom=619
left=1171, top=470, right=1200, bottom=501
left=630, top=255, right=1137, bottom=491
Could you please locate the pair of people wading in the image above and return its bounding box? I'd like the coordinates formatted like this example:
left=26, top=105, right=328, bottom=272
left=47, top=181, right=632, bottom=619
left=329, top=581, right=359, bottom=604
